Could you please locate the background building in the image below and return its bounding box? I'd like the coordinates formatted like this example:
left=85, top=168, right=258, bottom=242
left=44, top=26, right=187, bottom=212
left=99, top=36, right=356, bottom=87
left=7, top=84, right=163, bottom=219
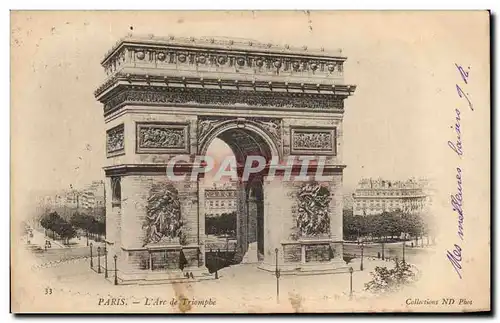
left=80, top=181, right=105, bottom=209
left=35, top=181, right=106, bottom=221
left=352, top=177, right=431, bottom=216
left=204, top=182, right=238, bottom=217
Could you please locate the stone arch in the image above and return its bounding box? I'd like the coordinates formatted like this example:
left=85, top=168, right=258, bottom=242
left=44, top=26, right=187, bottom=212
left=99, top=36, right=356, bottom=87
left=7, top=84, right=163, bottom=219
left=200, top=121, right=276, bottom=262
left=198, top=119, right=281, bottom=162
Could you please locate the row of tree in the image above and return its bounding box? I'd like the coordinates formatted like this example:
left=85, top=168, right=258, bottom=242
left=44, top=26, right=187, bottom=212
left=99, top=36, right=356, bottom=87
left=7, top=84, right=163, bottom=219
left=343, top=209, right=434, bottom=243
left=70, top=212, right=106, bottom=241
left=205, top=212, right=237, bottom=237
left=39, top=211, right=106, bottom=245
left=40, top=212, right=77, bottom=244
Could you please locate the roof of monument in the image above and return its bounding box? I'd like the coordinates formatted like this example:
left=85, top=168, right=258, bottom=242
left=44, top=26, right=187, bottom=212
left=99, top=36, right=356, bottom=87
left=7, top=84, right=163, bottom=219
left=101, top=34, right=345, bottom=66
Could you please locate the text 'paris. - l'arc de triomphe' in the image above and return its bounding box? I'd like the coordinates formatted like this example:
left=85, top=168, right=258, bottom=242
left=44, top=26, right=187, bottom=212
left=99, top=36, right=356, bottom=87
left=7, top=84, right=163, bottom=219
left=94, top=35, right=356, bottom=282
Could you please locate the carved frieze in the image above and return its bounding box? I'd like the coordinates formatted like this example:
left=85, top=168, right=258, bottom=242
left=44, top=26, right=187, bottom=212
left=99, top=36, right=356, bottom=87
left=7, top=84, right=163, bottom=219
left=101, top=36, right=345, bottom=79
left=296, top=183, right=331, bottom=237
left=106, top=124, right=125, bottom=157
left=290, top=126, right=336, bottom=155
left=136, top=122, right=190, bottom=154
left=103, top=87, right=343, bottom=115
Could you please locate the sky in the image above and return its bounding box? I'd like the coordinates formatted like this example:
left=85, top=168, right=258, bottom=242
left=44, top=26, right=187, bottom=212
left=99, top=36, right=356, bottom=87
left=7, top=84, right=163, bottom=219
left=11, top=11, right=489, bottom=196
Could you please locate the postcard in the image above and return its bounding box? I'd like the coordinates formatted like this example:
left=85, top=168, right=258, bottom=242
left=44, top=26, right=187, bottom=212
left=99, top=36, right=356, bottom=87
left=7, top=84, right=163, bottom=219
left=10, top=10, right=490, bottom=313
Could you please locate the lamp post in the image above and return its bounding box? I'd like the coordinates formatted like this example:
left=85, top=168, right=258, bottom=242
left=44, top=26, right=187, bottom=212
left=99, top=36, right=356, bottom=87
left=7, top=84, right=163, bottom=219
left=104, top=245, right=108, bottom=278
left=360, top=242, right=364, bottom=271
left=349, top=267, right=354, bottom=299
left=97, top=246, right=102, bottom=273
left=89, top=242, right=93, bottom=269
left=402, top=240, right=406, bottom=264
left=275, top=248, right=281, bottom=303
left=381, top=241, right=385, bottom=260
left=215, top=248, right=220, bottom=280
left=113, top=254, right=118, bottom=285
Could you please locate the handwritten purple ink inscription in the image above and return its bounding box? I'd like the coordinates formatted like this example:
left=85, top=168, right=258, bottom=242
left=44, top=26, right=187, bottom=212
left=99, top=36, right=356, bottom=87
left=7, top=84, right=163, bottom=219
left=446, top=64, right=473, bottom=280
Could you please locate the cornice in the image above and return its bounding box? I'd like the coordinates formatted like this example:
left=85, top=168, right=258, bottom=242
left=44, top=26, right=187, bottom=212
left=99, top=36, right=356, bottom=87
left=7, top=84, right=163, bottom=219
left=96, top=72, right=355, bottom=99
left=103, top=163, right=346, bottom=177
left=100, top=84, right=354, bottom=117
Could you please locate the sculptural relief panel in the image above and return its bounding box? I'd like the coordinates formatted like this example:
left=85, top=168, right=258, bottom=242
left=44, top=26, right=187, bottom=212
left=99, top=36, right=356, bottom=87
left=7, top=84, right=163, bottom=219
left=290, top=126, right=336, bottom=155
left=136, top=122, right=190, bottom=154
left=106, top=124, right=125, bottom=157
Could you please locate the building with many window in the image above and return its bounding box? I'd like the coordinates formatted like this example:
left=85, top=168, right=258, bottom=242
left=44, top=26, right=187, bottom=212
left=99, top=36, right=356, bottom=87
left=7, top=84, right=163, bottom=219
left=204, top=182, right=238, bottom=216
left=80, top=181, right=105, bottom=210
left=352, top=177, right=432, bottom=216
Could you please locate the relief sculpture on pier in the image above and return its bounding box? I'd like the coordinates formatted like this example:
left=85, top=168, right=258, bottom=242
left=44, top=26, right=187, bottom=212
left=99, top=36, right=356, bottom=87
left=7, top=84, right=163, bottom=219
left=297, top=183, right=331, bottom=237
left=143, top=182, right=183, bottom=246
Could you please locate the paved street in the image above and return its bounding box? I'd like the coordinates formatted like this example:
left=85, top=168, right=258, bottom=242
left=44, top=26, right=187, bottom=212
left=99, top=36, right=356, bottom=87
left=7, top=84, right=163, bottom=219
left=29, top=256, right=402, bottom=312
left=25, top=244, right=431, bottom=307
left=344, top=241, right=435, bottom=264
left=20, top=227, right=432, bottom=312
left=23, top=227, right=105, bottom=263
left=18, top=235, right=433, bottom=313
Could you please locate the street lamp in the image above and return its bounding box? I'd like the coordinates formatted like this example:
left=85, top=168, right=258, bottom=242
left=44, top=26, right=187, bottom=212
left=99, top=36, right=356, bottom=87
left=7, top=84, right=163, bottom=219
left=360, top=242, right=364, bottom=271
left=275, top=248, right=281, bottom=303
left=97, top=246, right=102, bottom=273
left=113, top=254, right=118, bottom=285
left=349, top=267, right=354, bottom=299
left=215, top=248, right=220, bottom=280
left=104, top=245, right=108, bottom=278
left=89, top=242, right=93, bottom=269
left=381, top=241, right=385, bottom=260
left=402, top=240, right=406, bottom=264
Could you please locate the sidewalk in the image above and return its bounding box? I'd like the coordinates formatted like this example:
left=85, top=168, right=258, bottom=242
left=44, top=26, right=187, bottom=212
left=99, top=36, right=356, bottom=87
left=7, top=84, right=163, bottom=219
left=29, top=228, right=105, bottom=250
left=30, top=228, right=66, bottom=249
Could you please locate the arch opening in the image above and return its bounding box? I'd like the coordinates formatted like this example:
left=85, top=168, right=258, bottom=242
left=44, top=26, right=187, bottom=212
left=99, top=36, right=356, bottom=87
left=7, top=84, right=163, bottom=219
left=203, top=124, right=273, bottom=270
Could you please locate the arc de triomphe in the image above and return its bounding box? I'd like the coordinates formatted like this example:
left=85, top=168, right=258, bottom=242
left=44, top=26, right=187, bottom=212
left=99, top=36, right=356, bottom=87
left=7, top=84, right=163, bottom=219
left=95, top=35, right=356, bottom=282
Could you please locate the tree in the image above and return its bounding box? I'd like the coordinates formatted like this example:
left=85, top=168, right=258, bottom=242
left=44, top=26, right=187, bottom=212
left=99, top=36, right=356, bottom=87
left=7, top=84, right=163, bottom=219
left=205, top=212, right=237, bottom=236
left=70, top=212, right=85, bottom=231
left=364, top=259, right=419, bottom=294
left=58, top=222, right=77, bottom=244
left=343, top=210, right=370, bottom=241
left=70, top=212, right=93, bottom=239
left=40, top=211, right=63, bottom=240
left=342, top=210, right=357, bottom=240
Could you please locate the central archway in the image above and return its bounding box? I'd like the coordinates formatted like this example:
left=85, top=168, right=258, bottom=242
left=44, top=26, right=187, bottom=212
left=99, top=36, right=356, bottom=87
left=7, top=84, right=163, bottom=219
left=200, top=119, right=279, bottom=266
